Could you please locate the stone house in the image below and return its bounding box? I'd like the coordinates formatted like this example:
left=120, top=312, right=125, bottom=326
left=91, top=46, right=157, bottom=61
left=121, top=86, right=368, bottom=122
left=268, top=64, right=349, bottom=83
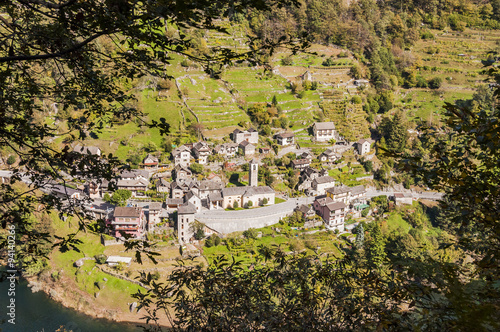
left=356, top=139, right=371, bottom=155
left=48, top=184, right=83, bottom=200
left=207, top=192, right=223, bottom=210
left=214, top=142, right=238, bottom=158
left=311, top=176, right=336, bottom=195
left=148, top=202, right=163, bottom=229
left=326, top=185, right=366, bottom=206
left=312, top=122, right=337, bottom=142
left=291, top=158, right=311, bottom=170
left=177, top=203, right=196, bottom=244
left=165, top=198, right=184, bottom=212
left=192, top=141, right=211, bottom=164
left=295, top=204, right=316, bottom=219
left=172, top=145, right=192, bottom=166
left=319, top=149, right=339, bottom=163
left=221, top=186, right=275, bottom=209
left=173, top=165, right=192, bottom=180
left=143, top=154, right=159, bottom=170
left=276, top=132, right=295, bottom=146
left=111, top=206, right=146, bottom=238
left=170, top=179, right=199, bottom=199
left=198, top=180, right=225, bottom=199
left=116, top=178, right=149, bottom=197
left=393, top=193, right=413, bottom=205
left=119, top=169, right=150, bottom=181
left=155, top=177, right=170, bottom=193
left=239, top=140, right=255, bottom=156
left=313, top=196, right=346, bottom=231
left=297, top=151, right=314, bottom=162
left=232, top=127, right=259, bottom=144
left=85, top=181, right=101, bottom=199
left=185, top=190, right=203, bottom=213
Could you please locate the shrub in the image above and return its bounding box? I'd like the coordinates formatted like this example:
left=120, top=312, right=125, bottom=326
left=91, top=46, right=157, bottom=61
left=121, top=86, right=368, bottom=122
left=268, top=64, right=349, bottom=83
left=262, top=198, right=268, bottom=205
left=243, top=228, right=258, bottom=240
left=428, top=77, right=443, bottom=89
left=151, top=271, right=161, bottom=280
left=233, top=201, right=239, bottom=209
left=6, top=155, right=16, bottom=165
left=281, top=56, right=293, bottom=66
left=94, top=254, right=107, bottom=264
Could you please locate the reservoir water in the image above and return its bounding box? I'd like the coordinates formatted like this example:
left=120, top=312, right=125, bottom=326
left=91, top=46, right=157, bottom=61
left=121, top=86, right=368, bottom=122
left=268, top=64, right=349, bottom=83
left=0, top=278, right=142, bottom=332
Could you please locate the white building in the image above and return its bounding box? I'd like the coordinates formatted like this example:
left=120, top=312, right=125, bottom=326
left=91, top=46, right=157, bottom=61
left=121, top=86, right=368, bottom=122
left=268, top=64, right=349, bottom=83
left=312, top=122, right=337, bottom=142
left=356, top=139, right=371, bottom=155
left=192, top=141, right=211, bottom=164
left=221, top=186, right=275, bottom=209
left=275, top=132, right=295, bottom=146
left=177, top=203, right=196, bottom=244
left=172, top=145, right=192, bottom=166
left=312, top=176, right=336, bottom=195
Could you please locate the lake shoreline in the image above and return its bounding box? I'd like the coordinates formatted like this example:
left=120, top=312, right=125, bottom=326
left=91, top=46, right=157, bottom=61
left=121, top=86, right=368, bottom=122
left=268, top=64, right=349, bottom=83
left=25, top=272, right=171, bottom=329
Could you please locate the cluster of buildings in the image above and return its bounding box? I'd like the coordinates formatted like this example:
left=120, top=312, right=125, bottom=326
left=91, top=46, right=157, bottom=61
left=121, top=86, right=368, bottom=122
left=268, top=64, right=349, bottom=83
left=295, top=185, right=367, bottom=232
left=39, top=121, right=376, bottom=243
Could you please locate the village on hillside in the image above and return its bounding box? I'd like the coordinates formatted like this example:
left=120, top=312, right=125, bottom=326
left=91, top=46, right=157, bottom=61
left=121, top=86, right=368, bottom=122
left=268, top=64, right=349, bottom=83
left=4, top=121, right=440, bottom=252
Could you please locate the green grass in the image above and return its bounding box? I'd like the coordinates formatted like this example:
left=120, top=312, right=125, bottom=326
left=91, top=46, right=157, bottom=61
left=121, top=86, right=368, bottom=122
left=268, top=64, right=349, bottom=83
left=383, top=213, right=411, bottom=235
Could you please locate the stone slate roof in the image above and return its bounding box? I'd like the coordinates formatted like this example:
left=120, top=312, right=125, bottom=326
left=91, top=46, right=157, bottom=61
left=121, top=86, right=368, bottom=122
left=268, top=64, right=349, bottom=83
left=315, top=195, right=333, bottom=206
left=247, top=127, right=257, bottom=132
left=49, top=184, right=82, bottom=197
left=222, top=186, right=274, bottom=197
left=119, top=169, right=150, bottom=179
left=314, top=122, right=336, bottom=130
left=143, top=154, right=159, bottom=164
left=357, top=139, right=370, bottom=144
left=292, top=159, right=310, bottom=166
left=327, top=185, right=365, bottom=195
left=178, top=202, right=197, bottom=214
left=114, top=206, right=141, bottom=218
left=171, top=179, right=199, bottom=191
left=325, top=201, right=347, bottom=211
left=73, top=145, right=100, bottom=155
left=165, top=198, right=184, bottom=205
left=239, top=140, right=254, bottom=148
left=117, top=178, right=149, bottom=187
left=172, top=145, right=191, bottom=156
left=208, top=192, right=223, bottom=201
left=296, top=204, right=312, bottom=215
left=193, top=141, right=210, bottom=151
left=313, top=176, right=335, bottom=184
left=156, top=178, right=170, bottom=187
left=322, top=149, right=336, bottom=156
left=149, top=202, right=163, bottom=211
left=276, top=132, right=295, bottom=138
left=199, top=180, right=224, bottom=191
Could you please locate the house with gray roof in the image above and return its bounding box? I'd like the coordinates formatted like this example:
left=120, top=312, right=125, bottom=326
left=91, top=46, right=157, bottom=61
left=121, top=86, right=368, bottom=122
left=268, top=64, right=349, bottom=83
left=177, top=203, right=196, bottom=244
left=311, top=176, right=336, bottom=195
left=276, top=132, right=295, bottom=146
left=198, top=180, right=225, bottom=199
left=312, top=122, right=338, bottom=142
left=232, top=127, right=259, bottom=144
left=313, top=196, right=347, bottom=231
left=356, top=138, right=371, bottom=155
left=239, top=140, right=255, bottom=156
left=73, top=144, right=101, bottom=156
left=326, top=185, right=366, bottom=205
